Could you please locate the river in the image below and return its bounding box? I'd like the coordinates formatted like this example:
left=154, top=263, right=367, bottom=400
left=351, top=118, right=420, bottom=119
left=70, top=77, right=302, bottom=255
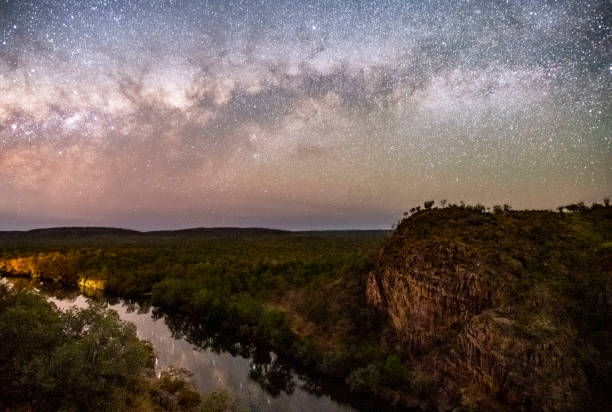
left=3, top=278, right=357, bottom=412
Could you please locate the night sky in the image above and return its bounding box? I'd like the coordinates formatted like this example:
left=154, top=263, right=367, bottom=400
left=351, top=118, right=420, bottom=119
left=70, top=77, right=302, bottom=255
left=0, top=0, right=610, bottom=230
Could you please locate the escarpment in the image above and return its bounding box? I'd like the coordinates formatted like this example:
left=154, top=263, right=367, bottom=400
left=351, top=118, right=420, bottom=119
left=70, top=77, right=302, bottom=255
left=367, top=242, right=501, bottom=352
left=366, top=206, right=611, bottom=410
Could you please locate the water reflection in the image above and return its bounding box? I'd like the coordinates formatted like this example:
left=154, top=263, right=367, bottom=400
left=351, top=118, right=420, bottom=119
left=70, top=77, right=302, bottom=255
left=5, top=278, right=356, bottom=412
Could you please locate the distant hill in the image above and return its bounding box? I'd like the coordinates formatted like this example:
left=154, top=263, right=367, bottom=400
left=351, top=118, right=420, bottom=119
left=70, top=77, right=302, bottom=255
left=0, top=227, right=140, bottom=242
left=0, top=226, right=389, bottom=244
left=29, top=227, right=141, bottom=236
left=147, top=227, right=289, bottom=236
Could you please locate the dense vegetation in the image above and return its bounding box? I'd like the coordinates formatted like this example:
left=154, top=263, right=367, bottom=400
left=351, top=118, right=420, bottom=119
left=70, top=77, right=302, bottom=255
left=0, top=229, right=390, bottom=408
left=0, top=201, right=610, bottom=410
left=0, top=283, right=242, bottom=411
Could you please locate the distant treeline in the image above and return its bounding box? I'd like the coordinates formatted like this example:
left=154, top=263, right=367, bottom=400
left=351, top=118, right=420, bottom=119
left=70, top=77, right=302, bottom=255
left=0, top=203, right=610, bottom=410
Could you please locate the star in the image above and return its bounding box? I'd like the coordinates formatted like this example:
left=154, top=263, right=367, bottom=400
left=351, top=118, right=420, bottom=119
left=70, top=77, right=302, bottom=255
left=0, top=0, right=608, bottom=230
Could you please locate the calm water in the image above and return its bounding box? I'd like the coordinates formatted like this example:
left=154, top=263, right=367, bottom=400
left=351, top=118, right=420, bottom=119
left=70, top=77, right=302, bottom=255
left=4, top=278, right=356, bottom=412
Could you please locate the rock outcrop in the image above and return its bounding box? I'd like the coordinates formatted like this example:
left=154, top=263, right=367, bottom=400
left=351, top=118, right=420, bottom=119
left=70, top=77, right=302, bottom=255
left=367, top=242, right=498, bottom=353
left=366, top=206, right=611, bottom=410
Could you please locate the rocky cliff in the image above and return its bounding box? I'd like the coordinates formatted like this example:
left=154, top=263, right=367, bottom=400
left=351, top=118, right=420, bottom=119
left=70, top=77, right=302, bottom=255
left=366, top=205, right=611, bottom=410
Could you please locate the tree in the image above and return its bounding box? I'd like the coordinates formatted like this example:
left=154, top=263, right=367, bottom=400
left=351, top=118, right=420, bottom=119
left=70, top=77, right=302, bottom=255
left=566, top=204, right=579, bottom=212
left=200, top=390, right=242, bottom=412
left=440, top=199, right=447, bottom=208
left=604, top=197, right=610, bottom=207
left=0, top=287, right=153, bottom=411
left=150, top=367, right=202, bottom=411
left=0, top=286, right=219, bottom=412
left=424, top=200, right=434, bottom=210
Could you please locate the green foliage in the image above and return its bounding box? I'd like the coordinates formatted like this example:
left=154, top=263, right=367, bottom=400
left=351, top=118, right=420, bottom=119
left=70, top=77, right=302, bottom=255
left=0, top=284, right=248, bottom=411
left=0, top=285, right=153, bottom=411
left=384, top=355, right=408, bottom=384
left=0, top=230, right=396, bottom=407
left=347, top=364, right=382, bottom=392
left=304, top=297, right=329, bottom=324
left=150, top=367, right=202, bottom=411
left=345, top=355, right=411, bottom=395
left=200, top=390, right=243, bottom=412
left=2, top=203, right=610, bottom=409
left=0, top=230, right=388, bottom=367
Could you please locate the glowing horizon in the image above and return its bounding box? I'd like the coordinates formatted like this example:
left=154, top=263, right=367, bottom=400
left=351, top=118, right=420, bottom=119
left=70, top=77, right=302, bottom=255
left=1, top=0, right=610, bottom=230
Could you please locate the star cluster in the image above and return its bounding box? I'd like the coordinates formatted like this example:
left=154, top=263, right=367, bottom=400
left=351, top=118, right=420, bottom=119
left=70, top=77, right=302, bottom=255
left=0, top=0, right=610, bottom=229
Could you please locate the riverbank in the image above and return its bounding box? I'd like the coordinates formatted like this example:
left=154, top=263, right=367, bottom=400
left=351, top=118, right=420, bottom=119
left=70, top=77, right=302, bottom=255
left=3, top=277, right=357, bottom=412
left=0, top=230, right=392, bottom=410
left=2, top=204, right=610, bottom=410
left=0, top=281, right=246, bottom=412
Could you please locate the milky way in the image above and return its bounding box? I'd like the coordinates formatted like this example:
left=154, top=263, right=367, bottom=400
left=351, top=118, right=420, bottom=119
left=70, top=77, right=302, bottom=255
left=0, top=0, right=610, bottom=230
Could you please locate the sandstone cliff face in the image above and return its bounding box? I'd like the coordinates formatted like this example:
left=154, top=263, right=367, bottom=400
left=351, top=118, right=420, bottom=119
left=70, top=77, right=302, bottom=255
left=367, top=251, right=587, bottom=410
left=367, top=242, right=498, bottom=353
left=365, top=208, right=599, bottom=411
left=439, top=309, right=586, bottom=411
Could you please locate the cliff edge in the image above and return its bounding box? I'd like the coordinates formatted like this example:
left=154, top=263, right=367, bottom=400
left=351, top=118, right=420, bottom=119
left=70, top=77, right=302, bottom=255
left=367, top=205, right=611, bottom=410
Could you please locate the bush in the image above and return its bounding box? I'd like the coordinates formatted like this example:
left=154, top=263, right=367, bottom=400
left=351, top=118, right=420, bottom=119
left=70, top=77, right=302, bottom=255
left=346, top=364, right=381, bottom=392
left=201, top=390, right=243, bottom=412
left=0, top=285, right=153, bottom=411
left=150, top=367, right=202, bottom=411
